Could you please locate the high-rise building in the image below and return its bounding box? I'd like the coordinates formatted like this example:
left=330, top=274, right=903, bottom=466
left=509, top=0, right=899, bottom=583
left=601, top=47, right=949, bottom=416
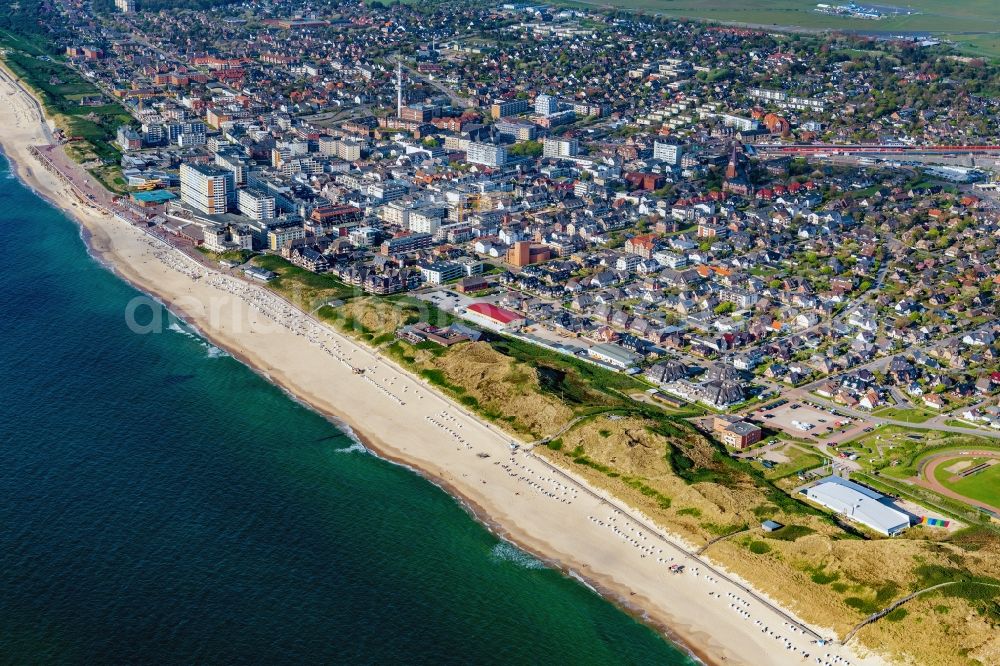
left=166, top=120, right=206, bottom=146
left=215, top=149, right=250, bottom=187
left=653, top=141, right=682, bottom=165
left=542, top=137, right=579, bottom=158
left=337, top=139, right=363, bottom=161
left=267, top=225, right=306, bottom=251
left=534, top=93, right=558, bottom=117
left=180, top=163, right=233, bottom=215
left=466, top=142, right=507, bottom=168
left=318, top=136, right=339, bottom=156
left=318, top=137, right=363, bottom=161
left=142, top=123, right=166, bottom=146
left=115, top=0, right=135, bottom=13
left=177, top=132, right=207, bottom=148
left=237, top=188, right=276, bottom=220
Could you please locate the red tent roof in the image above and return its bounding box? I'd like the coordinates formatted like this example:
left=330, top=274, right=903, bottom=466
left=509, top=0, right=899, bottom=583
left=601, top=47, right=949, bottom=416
left=467, top=303, right=521, bottom=324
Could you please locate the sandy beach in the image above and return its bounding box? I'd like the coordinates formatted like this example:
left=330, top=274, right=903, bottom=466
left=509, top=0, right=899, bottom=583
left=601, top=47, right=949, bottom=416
left=0, top=64, right=891, bottom=666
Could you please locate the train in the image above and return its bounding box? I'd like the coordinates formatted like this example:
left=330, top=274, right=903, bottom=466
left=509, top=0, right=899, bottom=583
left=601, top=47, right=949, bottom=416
left=756, top=143, right=1000, bottom=156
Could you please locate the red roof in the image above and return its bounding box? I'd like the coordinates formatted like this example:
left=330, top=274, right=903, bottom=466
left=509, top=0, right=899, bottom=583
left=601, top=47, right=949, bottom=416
left=467, top=303, right=521, bottom=324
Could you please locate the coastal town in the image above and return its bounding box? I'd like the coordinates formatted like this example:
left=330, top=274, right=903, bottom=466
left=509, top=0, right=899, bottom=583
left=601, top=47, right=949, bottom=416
left=45, top=1, right=1000, bottom=421
left=3, top=0, right=1000, bottom=664
left=50, top=1, right=1000, bottom=440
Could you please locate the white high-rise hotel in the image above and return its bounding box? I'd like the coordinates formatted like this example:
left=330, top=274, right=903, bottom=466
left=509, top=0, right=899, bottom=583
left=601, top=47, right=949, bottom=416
left=180, top=163, right=233, bottom=215
left=237, top=188, right=276, bottom=220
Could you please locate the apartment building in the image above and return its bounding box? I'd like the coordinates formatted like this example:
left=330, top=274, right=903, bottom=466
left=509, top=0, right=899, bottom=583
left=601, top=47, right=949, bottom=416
left=237, top=188, right=277, bottom=220
left=542, top=137, right=579, bottom=158
left=179, top=163, right=234, bottom=215
left=466, top=142, right=508, bottom=167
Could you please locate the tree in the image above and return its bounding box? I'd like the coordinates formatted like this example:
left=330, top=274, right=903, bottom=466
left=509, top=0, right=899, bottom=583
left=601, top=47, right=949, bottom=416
left=508, top=140, right=542, bottom=157
left=714, top=302, right=735, bottom=316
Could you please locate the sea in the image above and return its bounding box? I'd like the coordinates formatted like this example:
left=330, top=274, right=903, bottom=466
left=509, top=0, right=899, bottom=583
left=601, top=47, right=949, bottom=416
left=0, top=152, right=696, bottom=665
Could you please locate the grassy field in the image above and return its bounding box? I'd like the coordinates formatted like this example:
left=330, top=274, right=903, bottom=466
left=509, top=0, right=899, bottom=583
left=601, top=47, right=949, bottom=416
left=559, top=0, right=1000, bottom=58
left=945, top=31, right=1000, bottom=60
left=873, top=406, right=939, bottom=424
left=853, top=426, right=999, bottom=478
left=757, top=444, right=827, bottom=480
left=89, top=164, right=129, bottom=195
left=0, top=29, right=51, bottom=57
left=934, top=457, right=1000, bottom=508
left=250, top=255, right=357, bottom=309
left=196, top=247, right=257, bottom=264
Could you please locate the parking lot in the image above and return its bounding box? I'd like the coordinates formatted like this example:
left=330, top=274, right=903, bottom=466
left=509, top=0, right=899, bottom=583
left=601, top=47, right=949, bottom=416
left=754, top=401, right=866, bottom=444
left=413, top=288, right=480, bottom=314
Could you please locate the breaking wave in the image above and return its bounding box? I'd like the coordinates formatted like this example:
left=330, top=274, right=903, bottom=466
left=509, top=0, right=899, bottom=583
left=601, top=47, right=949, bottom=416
left=331, top=422, right=369, bottom=454
left=333, top=441, right=369, bottom=454
left=167, top=320, right=197, bottom=339
left=491, top=542, right=545, bottom=570
left=167, top=319, right=228, bottom=358
left=204, top=345, right=229, bottom=359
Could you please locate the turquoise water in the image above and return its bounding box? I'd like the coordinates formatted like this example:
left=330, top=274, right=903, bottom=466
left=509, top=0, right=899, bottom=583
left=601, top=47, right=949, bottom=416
left=0, top=153, right=695, bottom=665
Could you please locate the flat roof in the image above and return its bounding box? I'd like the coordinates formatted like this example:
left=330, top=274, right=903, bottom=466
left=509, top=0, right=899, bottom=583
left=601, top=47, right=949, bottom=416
left=589, top=343, right=642, bottom=364
left=804, top=477, right=909, bottom=535
left=726, top=421, right=761, bottom=435
left=131, top=190, right=177, bottom=202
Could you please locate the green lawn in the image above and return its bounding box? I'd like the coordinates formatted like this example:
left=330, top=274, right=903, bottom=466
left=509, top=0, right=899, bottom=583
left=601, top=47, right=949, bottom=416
left=853, top=426, right=1000, bottom=480
left=874, top=406, right=939, bottom=424
left=0, top=29, right=51, bottom=56
left=933, top=458, right=1000, bottom=508
left=754, top=444, right=826, bottom=480
left=250, top=254, right=357, bottom=308
left=196, top=247, right=257, bottom=264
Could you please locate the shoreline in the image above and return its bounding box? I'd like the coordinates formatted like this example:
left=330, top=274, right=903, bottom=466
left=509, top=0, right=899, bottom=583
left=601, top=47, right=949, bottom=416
left=130, top=257, right=717, bottom=665
left=0, top=64, right=888, bottom=666
left=0, top=137, right=714, bottom=666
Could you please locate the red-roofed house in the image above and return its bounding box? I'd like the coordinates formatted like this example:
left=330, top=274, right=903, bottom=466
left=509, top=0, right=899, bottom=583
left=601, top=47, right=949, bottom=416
left=625, top=234, right=657, bottom=259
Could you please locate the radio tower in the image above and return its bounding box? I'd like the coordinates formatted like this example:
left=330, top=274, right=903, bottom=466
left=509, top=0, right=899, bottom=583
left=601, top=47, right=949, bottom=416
left=396, top=61, right=403, bottom=118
